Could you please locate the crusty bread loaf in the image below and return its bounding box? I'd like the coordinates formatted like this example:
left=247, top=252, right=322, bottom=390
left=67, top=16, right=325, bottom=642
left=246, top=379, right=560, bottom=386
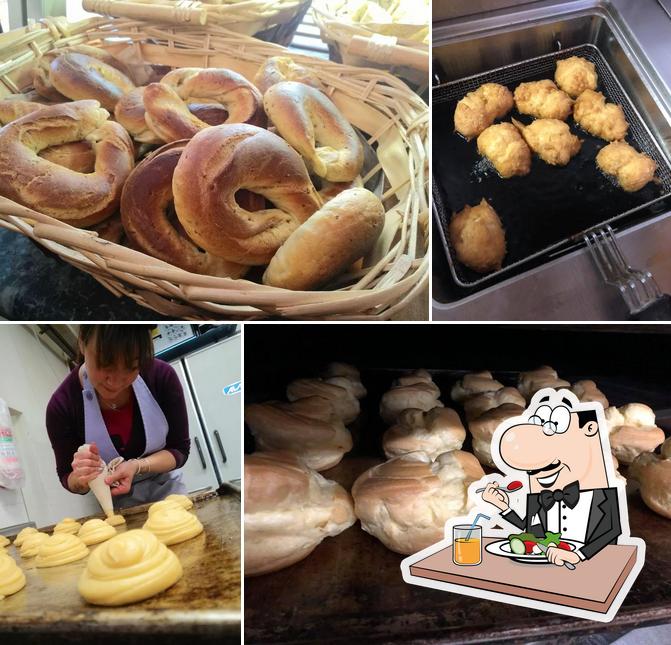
left=451, top=371, right=503, bottom=403
left=628, top=444, right=671, bottom=519
left=517, top=365, right=570, bottom=400
left=380, top=382, right=443, bottom=425
left=244, top=451, right=355, bottom=576
left=382, top=407, right=465, bottom=460
left=352, top=451, right=485, bottom=554
left=286, top=378, right=360, bottom=424
left=0, top=100, right=134, bottom=227
left=262, top=188, right=384, bottom=290
left=605, top=403, right=665, bottom=464
left=463, top=386, right=525, bottom=421
left=253, top=56, right=325, bottom=94
left=245, top=398, right=352, bottom=471
left=264, top=81, right=363, bottom=182
left=172, top=123, right=322, bottom=265
left=570, top=380, right=609, bottom=408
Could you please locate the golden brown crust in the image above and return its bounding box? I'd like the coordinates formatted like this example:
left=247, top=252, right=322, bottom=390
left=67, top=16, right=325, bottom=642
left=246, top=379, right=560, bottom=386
left=39, top=140, right=96, bottom=173
left=513, top=117, right=582, bottom=166
left=454, top=83, right=514, bottom=140
left=514, top=80, right=573, bottom=120
left=0, top=99, right=45, bottom=125
left=50, top=53, right=135, bottom=111
left=573, top=89, right=629, bottom=141
left=448, top=199, right=506, bottom=273
left=477, top=123, right=531, bottom=178
left=114, top=87, right=163, bottom=144
left=0, top=100, right=135, bottom=227
left=596, top=141, right=656, bottom=192
left=264, top=81, right=363, bottom=182
left=172, top=123, right=322, bottom=265
left=262, top=187, right=385, bottom=290
left=143, top=83, right=207, bottom=143
left=120, top=140, right=247, bottom=277
left=253, top=56, right=325, bottom=94
left=555, top=56, right=598, bottom=98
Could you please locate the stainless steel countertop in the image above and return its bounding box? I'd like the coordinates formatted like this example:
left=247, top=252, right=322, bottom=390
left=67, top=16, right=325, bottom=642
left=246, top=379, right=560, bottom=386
left=432, top=0, right=671, bottom=320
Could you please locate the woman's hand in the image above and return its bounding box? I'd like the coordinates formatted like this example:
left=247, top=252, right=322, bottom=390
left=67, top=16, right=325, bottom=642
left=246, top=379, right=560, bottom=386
left=70, top=442, right=104, bottom=491
left=105, top=460, right=139, bottom=496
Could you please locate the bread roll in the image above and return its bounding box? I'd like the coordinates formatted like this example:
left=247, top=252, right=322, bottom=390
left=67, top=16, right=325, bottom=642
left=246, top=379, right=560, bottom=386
left=379, top=382, right=443, bottom=425
left=451, top=371, right=503, bottom=403
left=468, top=402, right=525, bottom=468
left=463, top=386, right=525, bottom=421
left=382, top=407, right=465, bottom=460
left=262, top=187, right=384, bottom=290
left=517, top=366, right=570, bottom=400
left=352, top=451, right=485, bottom=554
left=245, top=399, right=352, bottom=471
left=570, top=380, right=609, bottom=408
left=628, top=447, right=671, bottom=519
left=286, top=378, right=360, bottom=424
left=253, top=56, right=325, bottom=94
left=392, top=369, right=435, bottom=388
left=605, top=403, right=665, bottom=464
left=244, top=452, right=355, bottom=576
left=321, top=362, right=366, bottom=399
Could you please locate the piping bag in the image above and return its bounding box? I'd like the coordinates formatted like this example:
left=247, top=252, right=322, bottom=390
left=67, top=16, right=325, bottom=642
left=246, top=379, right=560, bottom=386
left=77, top=443, right=121, bottom=520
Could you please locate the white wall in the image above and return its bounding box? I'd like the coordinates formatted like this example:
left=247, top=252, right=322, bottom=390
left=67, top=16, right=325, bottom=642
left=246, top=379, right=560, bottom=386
left=0, top=325, right=99, bottom=531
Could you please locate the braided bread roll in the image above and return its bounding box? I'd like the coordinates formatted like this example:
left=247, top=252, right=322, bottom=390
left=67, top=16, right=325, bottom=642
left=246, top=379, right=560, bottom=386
left=0, top=101, right=135, bottom=226
left=264, top=82, right=363, bottom=182
left=173, top=123, right=322, bottom=265
left=121, top=140, right=248, bottom=277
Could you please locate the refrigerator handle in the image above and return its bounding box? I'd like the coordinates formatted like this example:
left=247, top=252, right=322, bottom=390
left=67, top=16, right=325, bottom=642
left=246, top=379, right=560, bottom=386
left=193, top=436, right=207, bottom=470
left=214, top=430, right=228, bottom=464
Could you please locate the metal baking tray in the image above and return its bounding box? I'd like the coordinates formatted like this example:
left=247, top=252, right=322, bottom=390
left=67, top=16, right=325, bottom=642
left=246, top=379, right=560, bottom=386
left=432, top=43, right=671, bottom=289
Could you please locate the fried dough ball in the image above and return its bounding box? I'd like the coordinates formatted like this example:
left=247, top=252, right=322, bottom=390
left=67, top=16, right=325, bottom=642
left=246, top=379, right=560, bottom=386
left=573, top=89, right=628, bottom=141
left=513, top=80, right=573, bottom=121
left=596, top=141, right=657, bottom=192
left=555, top=56, right=598, bottom=98
left=477, top=122, right=531, bottom=178
left=454, top=83, right=514, bottom=140
left=512, top=118, right=582, bottom=166
left=448, top=199, right=506, bottom=273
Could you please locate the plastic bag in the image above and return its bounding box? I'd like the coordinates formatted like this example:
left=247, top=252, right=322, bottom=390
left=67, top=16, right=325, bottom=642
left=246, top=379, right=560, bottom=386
left=0, top=398, right=25, bottom=489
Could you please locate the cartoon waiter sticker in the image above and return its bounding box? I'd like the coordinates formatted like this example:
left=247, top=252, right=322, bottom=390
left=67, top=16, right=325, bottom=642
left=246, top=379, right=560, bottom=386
left=401, top=388, right=646, bottom=623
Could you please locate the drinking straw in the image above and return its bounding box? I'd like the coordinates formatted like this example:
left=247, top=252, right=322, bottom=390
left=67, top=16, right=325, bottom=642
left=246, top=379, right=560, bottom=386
left=466, top=513, right=491, bottom=540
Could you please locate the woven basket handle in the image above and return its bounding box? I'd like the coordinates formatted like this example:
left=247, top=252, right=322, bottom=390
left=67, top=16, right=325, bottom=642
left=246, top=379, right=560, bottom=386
left=82, top=0, right=208, bottom=26
left=347, top=34, right=428, bottom=73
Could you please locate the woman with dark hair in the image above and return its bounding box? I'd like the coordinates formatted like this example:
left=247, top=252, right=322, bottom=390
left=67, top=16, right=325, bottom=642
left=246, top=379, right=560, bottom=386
left=46, top=325, right=190, bottom=508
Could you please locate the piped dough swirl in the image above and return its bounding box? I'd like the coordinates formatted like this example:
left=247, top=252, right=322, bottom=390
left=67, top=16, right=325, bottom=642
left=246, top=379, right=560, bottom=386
left=143, top=506, right=203, bottom=545
left=78, top=529, right=183, bottom=606
left=19, top=532, right=49, bottom=558
left=0, top=554, right=26, bottom=599
left=54, top=518, right=82, bottom=535
left=14, top=527, right=38, bottom=546
left=35, top=533, right=89, bottom=567
left=78, top=519, right=117, bottom=545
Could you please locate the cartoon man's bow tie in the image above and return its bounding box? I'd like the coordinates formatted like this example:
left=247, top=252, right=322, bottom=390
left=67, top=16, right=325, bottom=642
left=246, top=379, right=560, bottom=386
left=539, top=480, right=580, bottom=510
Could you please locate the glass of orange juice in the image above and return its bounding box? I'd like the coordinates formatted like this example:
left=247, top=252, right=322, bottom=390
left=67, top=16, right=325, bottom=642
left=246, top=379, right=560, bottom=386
left=453, top=525, right=482, bottom=566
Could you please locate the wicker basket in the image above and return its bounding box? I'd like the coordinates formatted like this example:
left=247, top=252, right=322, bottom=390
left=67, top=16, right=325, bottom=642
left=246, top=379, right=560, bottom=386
left=0, top=16, right=428, bottom=320
left=81, top=0, right=312, bottom=46
left=311, top=0, right=428, bottom=89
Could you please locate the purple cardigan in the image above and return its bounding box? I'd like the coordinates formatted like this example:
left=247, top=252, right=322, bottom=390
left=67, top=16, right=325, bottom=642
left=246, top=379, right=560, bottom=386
left=46, top=359, right=190, bottom=492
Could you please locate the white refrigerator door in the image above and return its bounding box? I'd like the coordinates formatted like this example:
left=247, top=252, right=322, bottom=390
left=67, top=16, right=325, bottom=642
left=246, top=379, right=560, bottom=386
left=183, top=335, right=241, bottom=482
left=170, top=360, right=220, bottom=493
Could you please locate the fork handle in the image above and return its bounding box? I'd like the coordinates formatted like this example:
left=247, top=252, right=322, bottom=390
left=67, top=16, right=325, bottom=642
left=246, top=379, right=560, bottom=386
left=630, top=294, right=671, bottom=320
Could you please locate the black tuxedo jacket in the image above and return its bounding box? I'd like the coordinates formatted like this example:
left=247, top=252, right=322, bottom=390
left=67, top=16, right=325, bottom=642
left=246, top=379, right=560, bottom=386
left=501, top=487, right=621, bottom=559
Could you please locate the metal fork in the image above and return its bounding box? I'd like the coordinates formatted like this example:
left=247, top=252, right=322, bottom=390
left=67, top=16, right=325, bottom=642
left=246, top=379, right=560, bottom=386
left=584, top=226, right=663, bottom=315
